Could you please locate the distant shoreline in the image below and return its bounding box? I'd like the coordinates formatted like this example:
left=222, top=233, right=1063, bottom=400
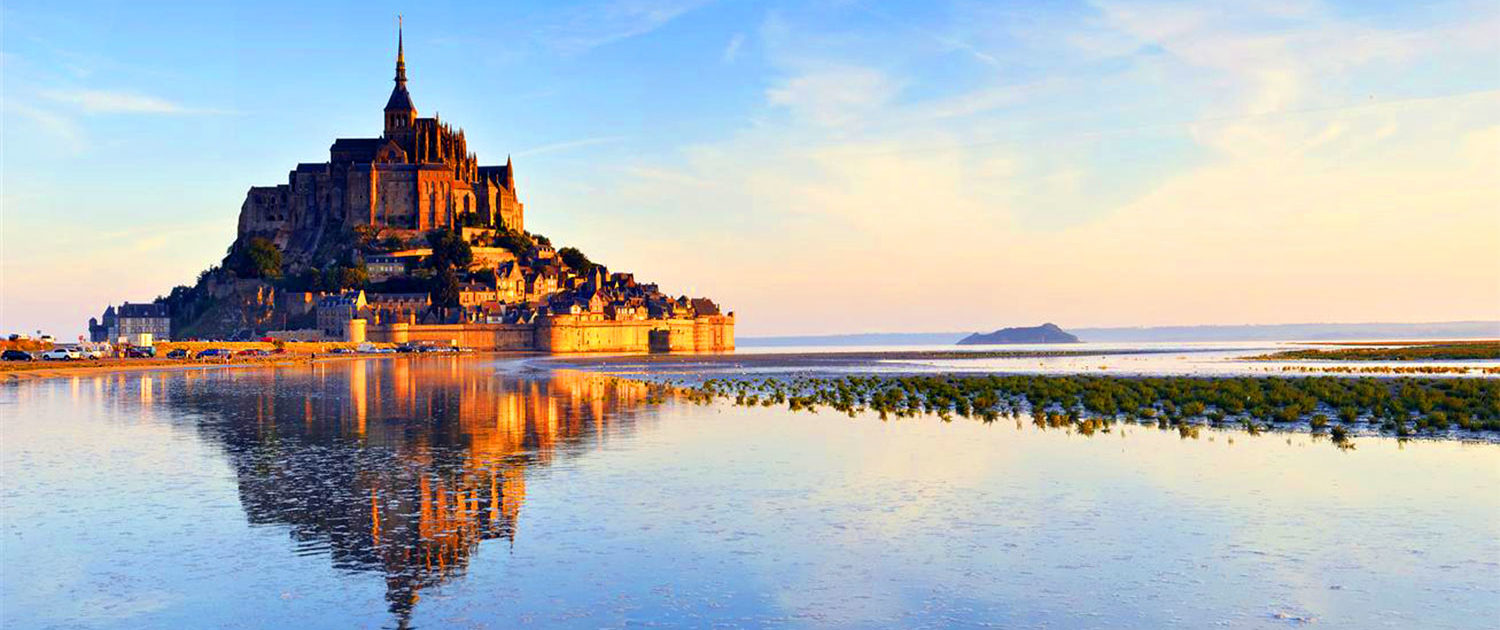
left=740, top=321, right=1500, bottom=346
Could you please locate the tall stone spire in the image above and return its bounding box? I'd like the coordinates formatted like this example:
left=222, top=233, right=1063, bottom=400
left=395, top=15, right=406, bottom=85
left=384, top=15, right=416, bottom=136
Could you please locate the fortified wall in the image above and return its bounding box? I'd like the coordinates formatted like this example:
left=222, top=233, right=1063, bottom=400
left=355, top=315, right=734, bottom=353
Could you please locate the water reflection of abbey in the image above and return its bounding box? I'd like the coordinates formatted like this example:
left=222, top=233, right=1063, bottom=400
left=162, top=359, right=657, bottom=628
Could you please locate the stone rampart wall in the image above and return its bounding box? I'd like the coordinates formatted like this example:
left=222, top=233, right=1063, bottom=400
left=362, top=316, right=734, bottom=353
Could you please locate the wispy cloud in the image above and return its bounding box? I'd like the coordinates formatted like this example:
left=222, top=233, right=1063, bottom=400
left=855, top=3, right=1000, bottom=68
left=515, top=135, right=628, bottom=157
left=39, top=89, right=210, bottom=114
left=5, top=102, right=85, bottom=152
left=541, top=0, right=715, bottom=54
left=766, top=66, right=901, bottom=128
left=722, top=33, right=745, bottom=63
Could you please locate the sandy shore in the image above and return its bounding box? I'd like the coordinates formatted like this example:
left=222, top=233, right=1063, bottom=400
left=0, top=351, right=552, bottom=383
left=0, top=356, right=322, bottom=382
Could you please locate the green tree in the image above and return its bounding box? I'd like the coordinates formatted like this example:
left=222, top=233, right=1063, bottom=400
left=491, top=228, right=535, bottom=257
left=430, top=266, right=461, bottom=309
left=295, top=268, right=322, bottom=291
left=225, top=237, right=283, bottom=279
left=426, top=229, right=473, bottom=270
left=558, top=246, right=594, bottom=273
left=336, top=264, right=368, bottom=290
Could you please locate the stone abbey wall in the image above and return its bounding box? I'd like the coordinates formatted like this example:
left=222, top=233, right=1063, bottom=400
left=234, top=27, right=535, bottom=263
left=358, top=316, right=734, bottom=353
left=241, top=161, right=486, bottom=255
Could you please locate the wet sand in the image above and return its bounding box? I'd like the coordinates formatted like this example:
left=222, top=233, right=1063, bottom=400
left=0, top=356, right=318, bottom=382
left=0, top=352, right=538, bottom=382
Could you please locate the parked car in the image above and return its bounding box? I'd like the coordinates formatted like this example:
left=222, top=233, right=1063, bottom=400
left=329, top=347, right=355, bottom=354
left=2, top=349, right=35, bottom=361
left=125, top=346, right=157, bottom=358
left=235, top=349, right=270, bottom=357
left=195, top=348, right=232, bottom=360
left=40, top=348, right=81, bottom=361
left=79, top=347, right=106, bottom=360
left=166, top=348, right=190, bottom=359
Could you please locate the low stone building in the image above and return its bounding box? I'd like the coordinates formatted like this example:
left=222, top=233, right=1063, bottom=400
left=317, top=291, right=368, bottom=337
left=89, top=302, right=171, bottom=343
left=366, top=255, right=408, bottom=282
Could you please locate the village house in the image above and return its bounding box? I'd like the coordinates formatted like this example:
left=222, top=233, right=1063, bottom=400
left=458, top=283, right=501, bottom=307
left=366, top=255, right=409, bottom=282
left=317, top=291, right=368, bottom=337
left=526, top=267, right=561, bottom=302
left=89, top=303, right=172, bottom=343
left=495, top=261, right=526, bottom=301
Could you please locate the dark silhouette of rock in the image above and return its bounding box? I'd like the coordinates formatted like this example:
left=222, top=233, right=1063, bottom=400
left=958, top=323, right=1080, bottom=345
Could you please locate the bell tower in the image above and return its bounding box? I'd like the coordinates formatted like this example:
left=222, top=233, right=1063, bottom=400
left=383, top=17, right=417, bottom=139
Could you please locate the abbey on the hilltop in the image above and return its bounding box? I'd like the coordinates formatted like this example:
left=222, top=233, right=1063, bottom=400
left=237, top=21, right=524, bottom=260
left=149, top=21, right=733, bottom=353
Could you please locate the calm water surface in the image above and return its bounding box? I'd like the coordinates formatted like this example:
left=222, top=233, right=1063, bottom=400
left=3, top=356, right=1498, bottom=629
left=669, top=342, right=1500, bottom=377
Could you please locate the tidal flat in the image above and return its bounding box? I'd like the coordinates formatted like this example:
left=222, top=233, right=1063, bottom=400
left=665, top=374, right=1500, bottom=444
left=3, top=355, right=1497, bottom=629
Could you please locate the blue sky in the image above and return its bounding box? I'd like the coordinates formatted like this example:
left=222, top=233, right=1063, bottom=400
left=3, top=0, right=1498, bottom=337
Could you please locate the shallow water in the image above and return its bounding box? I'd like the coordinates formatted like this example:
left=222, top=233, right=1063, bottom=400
left=649, top=341, right=1500, bottom=378
left=3, top=356, right=1498, bottom=629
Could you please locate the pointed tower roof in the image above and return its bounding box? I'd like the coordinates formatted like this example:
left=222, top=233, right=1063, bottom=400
left=385, top=16, right=415, bottom=113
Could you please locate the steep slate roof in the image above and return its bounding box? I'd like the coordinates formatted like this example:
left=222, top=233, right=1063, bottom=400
left=476, top=165, right=509, bottom=180
left=476, top=163, right=515, bottom=190
left=117, top=302, right=169, bottom=318
left=690, top=298, right=721, bottom=316
left=385, top=84, right=414, bottom=112
left=331, top=138, right=382, bottom=162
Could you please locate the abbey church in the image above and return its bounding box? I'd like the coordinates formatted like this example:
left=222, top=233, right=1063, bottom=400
left=237, top=24, right=524, bottom=260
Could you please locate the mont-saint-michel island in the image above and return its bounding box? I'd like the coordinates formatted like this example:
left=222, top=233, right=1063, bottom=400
left=4, top=4, right=1500, bottom=630
left=88, top=25, right=733, bottom=354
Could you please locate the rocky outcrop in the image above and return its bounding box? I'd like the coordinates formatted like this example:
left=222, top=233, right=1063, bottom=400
left=958, top=323, right=1080, bottom=345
